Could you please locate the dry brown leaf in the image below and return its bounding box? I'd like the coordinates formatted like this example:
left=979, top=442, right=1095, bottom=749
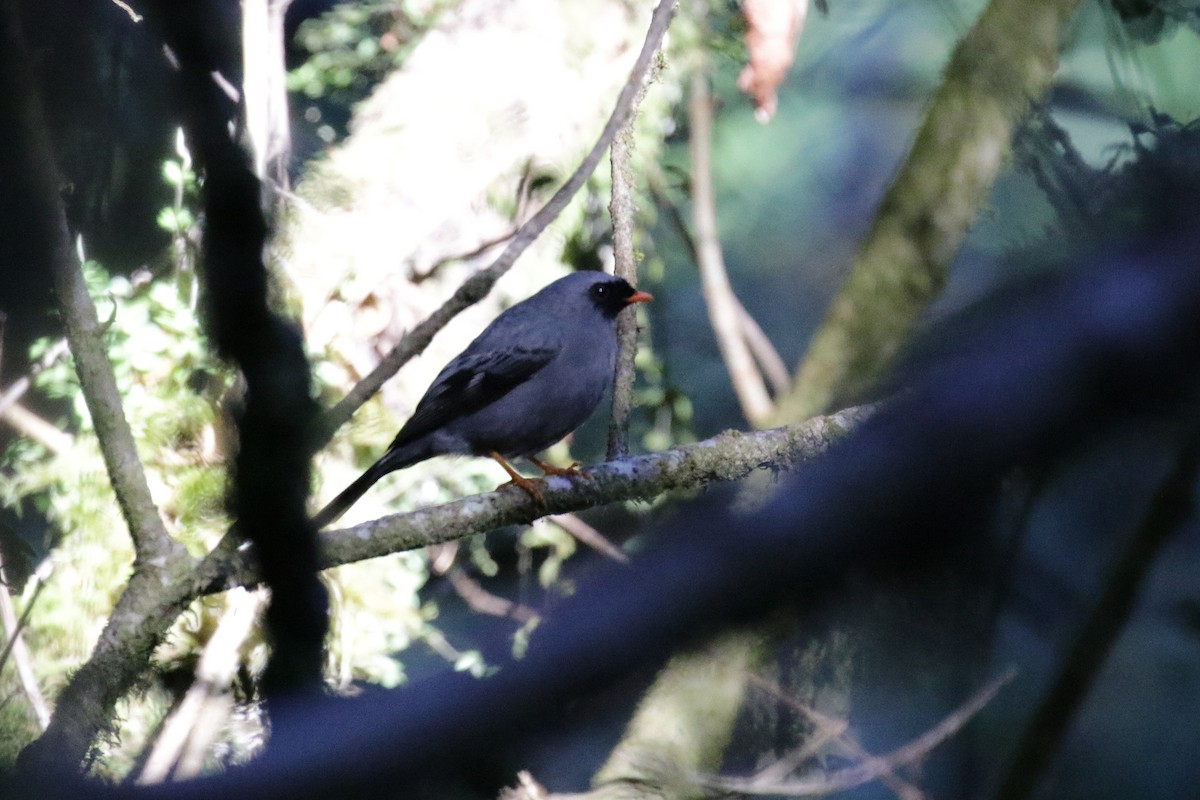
left=737, top=0, right=808, bottom=123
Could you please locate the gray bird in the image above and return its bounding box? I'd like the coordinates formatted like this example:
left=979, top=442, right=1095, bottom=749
left=312, top=270, right=652, bottom=528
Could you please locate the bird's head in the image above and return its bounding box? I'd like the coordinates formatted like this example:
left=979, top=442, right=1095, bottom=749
left=576, top=272, right=654, bottom=319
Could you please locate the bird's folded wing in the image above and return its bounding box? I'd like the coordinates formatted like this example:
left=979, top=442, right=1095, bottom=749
left=388, top=346, right=557, bottom=448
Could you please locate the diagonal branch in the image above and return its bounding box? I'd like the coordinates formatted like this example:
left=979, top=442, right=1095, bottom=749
left=701, top=669, right=1016, bottom=796
left=7, top=0, right=202, bottom=767
left=773, top=0, right=1085, bottom=422
left=993, top=429, right=1200, bottom=800
left=650, top=173, right=789, bottom=398
left=136, top=588, right=265, bottom=784
left=548, top=513, right=629, bottom=564
left=0, top=564, right=50, bottom=731
left=2, top=0, right=180, bottom=566
left=313, top=0, right=679, bottom=451
left=688, top=67, right=774, bottom=427
left=747, top=674, right=922, bottom=800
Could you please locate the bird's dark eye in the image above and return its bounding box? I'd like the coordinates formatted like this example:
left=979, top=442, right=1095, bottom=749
left=591, top=284, right=608, bottom=298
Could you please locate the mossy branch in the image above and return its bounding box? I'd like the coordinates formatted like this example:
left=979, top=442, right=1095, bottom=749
left=199, top=405, right=872, bottom=594
left=2, top=1, right=182, bottom=568
left=606, top=82, right=646, bottom=460
left=6, top=0, right=192, bottom=772
left=773, top=0, right=1084, bottom=422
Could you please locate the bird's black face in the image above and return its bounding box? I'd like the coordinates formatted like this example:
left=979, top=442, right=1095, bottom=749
left=588, top=277, right=648, bottom=318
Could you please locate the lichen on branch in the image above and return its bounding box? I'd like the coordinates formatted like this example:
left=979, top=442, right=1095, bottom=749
left=774, top=0, right=1085, bottom=422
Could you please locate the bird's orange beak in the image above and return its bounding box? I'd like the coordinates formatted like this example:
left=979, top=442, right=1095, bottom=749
left=626, top=290, right=654, bottom=305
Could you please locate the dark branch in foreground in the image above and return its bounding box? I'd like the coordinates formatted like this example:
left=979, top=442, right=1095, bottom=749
left=993, top=427, right=1200, bottom=800
left=147, top=0, right=328, bottom=710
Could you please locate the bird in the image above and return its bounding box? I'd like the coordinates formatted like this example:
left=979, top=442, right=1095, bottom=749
left=311, top=270, right=653, bottom=529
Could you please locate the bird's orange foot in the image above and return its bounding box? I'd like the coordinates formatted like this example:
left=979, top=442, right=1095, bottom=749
left=490, top=451, right=547, bottom=505
left=529, top=456, right=583, bottom=479
left=498, top=473, right=547, bottom=506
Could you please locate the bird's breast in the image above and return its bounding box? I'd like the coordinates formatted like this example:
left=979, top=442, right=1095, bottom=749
left=451, top=341, right=615, bottom=457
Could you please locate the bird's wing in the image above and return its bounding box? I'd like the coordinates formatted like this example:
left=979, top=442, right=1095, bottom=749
left=388, top=345, right=557, bottom=448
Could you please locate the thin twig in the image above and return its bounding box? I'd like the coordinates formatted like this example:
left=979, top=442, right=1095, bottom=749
left=688, top=68, right=774, bottom=426
left=547, top=513, right=629, bottom=564
left=422, top=528, right=532, bottom=625
left=109, top=0, right=142, bottom=23
left=649, top=175, right=788, bottom=398
left=446, top=568, right=537, bottom=624
left=411, top=167, right=536, bottom=285
left=993, top=430, right=1200, bottom=800
left=410, top=227, right=518, bottom=284
left=0, top=402, right=72, bottom=454
left=702, top=669, right=1016, bottom=796
left=314, top=0, right=680, bottom=451
left=606, top=57, right=656, bottom=459
left=137, top=588, right=264, bottom=784
left=738, top=302, right=789, bottom=396
left=746, top=711, right=847, bottom=788
left=0, top=336, right=70, bottom=419
left=0, top=567, right=50, bottom=730
left=748, top=674, right=923, bottom=800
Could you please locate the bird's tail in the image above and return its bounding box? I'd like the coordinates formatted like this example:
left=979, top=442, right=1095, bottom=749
left=311, top=445, right=426, bottom=530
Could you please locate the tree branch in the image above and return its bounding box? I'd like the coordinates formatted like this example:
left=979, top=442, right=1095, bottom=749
left=648, top=174, right=788, bottom=397
left=6, top=0, right=199, bottom=772
left=994, top=429, right=1200, bottom=800
left=700, top=670, right=1016, bottom=796
left=606, top=120, right=640, bottom=460
left=773, top=0, right=1085, bottom=422
left=136, top=589, right=264, bottom=784
left=1, top=0, right=180, bottom=567
left=199, top=405, right=873, bottom=594
left=547, top=513, right=629, bottom=564
left=745, top=674, right=922, bottom=800
left=738, top=301, right=789, bottom=396
left=149, top=0, right=327, bottom=707
left=0, top=402, right=72, bottom=455
left=0, top=564, right=50, bottom=731
left=688, top=68, right=774, bottom=427
left=314, top=0, right=679, bottom=451
left=14, top=213, right=1200, bottom=800
left=606, top=51, right=657, bottom=459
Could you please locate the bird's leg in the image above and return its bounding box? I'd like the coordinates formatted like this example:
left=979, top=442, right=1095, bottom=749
left=490, top=451, right=546, bottom=505
left=529, top=455, right=582, bottom=478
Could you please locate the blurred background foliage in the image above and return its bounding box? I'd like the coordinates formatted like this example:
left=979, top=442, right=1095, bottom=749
left=0, top=0, right=1198, bottom=794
